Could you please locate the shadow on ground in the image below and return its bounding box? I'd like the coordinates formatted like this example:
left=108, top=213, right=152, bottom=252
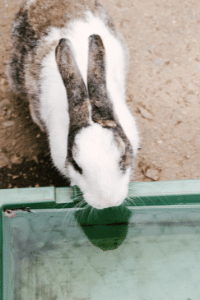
left=0, top=152, right=70, bottom=189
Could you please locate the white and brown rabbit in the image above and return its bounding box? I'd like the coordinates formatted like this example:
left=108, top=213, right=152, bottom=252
left=8, top=0, right=139, bottom=209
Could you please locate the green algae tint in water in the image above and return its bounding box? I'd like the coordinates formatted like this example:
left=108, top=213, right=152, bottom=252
left=3, top=205, right=200, bottom=300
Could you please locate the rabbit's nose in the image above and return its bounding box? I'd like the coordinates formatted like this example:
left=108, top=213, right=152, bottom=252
left=100, top=192, right=122, bottom=207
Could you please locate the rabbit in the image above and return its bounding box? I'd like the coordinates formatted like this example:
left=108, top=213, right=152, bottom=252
left=7, top=0, right=139, bottom=209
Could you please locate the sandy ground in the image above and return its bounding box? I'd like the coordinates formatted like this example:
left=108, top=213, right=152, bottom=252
left=0, top=0, right=200, bottom=189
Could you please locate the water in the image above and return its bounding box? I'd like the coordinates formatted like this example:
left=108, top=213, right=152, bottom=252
left=3, top=205, right=200, bottom=300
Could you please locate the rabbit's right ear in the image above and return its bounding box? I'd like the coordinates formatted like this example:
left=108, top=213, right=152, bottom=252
left=55, top=39, right=90, bottom=170
left=87, top=34, right=116, bottom=129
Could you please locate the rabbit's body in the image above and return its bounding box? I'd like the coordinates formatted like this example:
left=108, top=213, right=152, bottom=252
left=8, top=0, right=139, bottom=209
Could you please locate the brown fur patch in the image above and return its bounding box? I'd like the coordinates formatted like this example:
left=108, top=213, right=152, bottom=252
left=23, top=41, right=58, bottom=131
left=25, top=40, right=58, bottom=90
left=93, top=119, right=117, bottom=128
left=87, top=35, right=116, bottom=124
left=55, top=38, right=90, bottom=129
left=28, top=0, right=100, bottom=33
left=115, top=126, right=133, bottom=172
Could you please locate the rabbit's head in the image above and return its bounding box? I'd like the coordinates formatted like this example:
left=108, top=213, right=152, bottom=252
left=55, top=36, right=134, bottom=209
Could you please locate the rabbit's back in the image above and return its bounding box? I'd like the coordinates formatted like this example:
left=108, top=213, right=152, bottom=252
left=8, top=0, right=128, bottom=129
left=8, top=0, right=137, bottom=155
left=8, top=0, right=106, bottom=92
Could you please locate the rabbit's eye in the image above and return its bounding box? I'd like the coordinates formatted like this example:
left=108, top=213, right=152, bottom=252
left=119, top=156, right=126, bottom=173
left=71, top=158, right=83, bottom=174
left=119, top=153, right=132, bottom=173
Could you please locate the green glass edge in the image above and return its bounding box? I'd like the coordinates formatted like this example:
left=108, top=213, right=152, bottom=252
left=127, top=179, right=200, bottom=206
left=0, top=179, right=200, bottom=299
left=0, top=179, right=200, bottom=210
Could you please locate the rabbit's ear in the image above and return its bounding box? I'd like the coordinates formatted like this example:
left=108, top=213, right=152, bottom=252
left=55, top=38, right=90, bottom=170
left=87, top=34, right=116, bottom=128
left=55, top=38, right=90, bottom=131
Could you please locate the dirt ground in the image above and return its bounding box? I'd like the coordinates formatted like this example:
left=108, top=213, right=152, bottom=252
left=0, top=0, right=200, bottom=189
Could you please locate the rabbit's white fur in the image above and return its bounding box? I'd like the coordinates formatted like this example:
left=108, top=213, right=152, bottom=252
left=38, top=12, right=139, bottom=209
left=68, top=124, right=132, bottom=209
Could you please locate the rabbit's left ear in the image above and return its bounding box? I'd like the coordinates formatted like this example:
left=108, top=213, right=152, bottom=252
left=55, top=38, right=90, bottom=132
left=55, top=38, right=90, bottom=173
left=87, top=34, right=117, bottom=128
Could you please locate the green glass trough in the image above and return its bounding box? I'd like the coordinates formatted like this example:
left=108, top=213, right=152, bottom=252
left=0, top=179, right=200, bottom=300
